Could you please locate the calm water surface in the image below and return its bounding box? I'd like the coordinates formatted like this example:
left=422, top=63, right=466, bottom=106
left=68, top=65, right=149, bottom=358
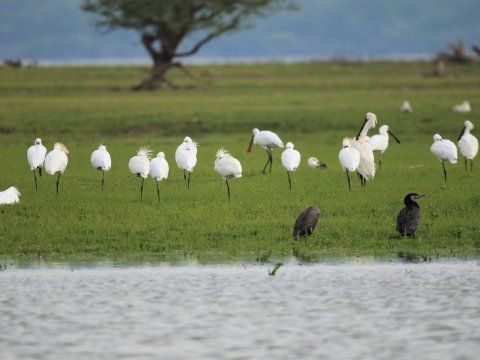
left=1, top=261, right=479, bottom=359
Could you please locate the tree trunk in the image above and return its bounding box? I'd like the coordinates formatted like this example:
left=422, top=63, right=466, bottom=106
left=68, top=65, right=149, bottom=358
left=132, top=60, right=175, bottom=91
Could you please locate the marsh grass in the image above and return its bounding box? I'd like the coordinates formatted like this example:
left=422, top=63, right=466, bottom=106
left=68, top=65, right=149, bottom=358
left=0, top=61, right=479, bottom=261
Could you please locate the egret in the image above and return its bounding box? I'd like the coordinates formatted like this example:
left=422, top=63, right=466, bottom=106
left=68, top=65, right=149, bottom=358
left=175, top=136, right=198, bottom=189
left=128, top=146, right=151, bottom=200
left=44, top=142, right=69, bottom=195
left=27, top=138, right=47, bottom=192
left=352, top=112, right=377, bottom=187
left=451, top=100, right=471, bottom=113
left=90, top=144, right=111, bottom=191
left=338, top=137, right=360, bottom=191
left=281, top=142, right=301, bottom=190
left=0, top=186, right=21, bottom=205
left=457, top=120, right=478, bottom=171
left=307, top=157, right=327, bottom=169
left=368, top=125, right=401, bottom=169
left=150, top=152, right=169, bottom=202
left=401, top=100, right=413, bottom=113
left=214, top=148, right=242, bottom=200
left=430, top=133, right=457, bottom=182
left=396, top=193, right=424, bottom=237
left=293, top=206, right=320, bottom=240
left=247, top=128, right=284, bottom=174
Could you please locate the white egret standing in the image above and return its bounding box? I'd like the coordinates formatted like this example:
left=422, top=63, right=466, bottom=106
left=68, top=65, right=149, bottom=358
left=368, top=125, right=401, bottom=169
left=214, top=148, right=242, bottom=200
left=150, top=152, right=169, bottom=202
left=44, top=142, right=69, bottom=195
left=338, top=137, right=361, bottom=191
left=451, top=100, right=471, bottom=113
left=27, top=138, right=47, bottom=192
left=0, top=186, right=21, bottom=205
left=247, top=128, right=284, bottom=174
left=401, top=101, right=412, bottom=113
left=430, top=133, right=457, bottom=182
left=281, top=142, right=301, bottom=190
left=352, top=112, right=377, bottom=187
left=175, top=136, right=198, bottom=189
left=91, top=144, right=111, bottom=191
left=457, top=120, right=478, bottom=171
left=129, top=146, right=152, bottom=200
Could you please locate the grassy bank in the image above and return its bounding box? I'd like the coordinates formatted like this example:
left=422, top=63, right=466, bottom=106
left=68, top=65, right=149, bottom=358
left=1, top=61, right=479, bottom=262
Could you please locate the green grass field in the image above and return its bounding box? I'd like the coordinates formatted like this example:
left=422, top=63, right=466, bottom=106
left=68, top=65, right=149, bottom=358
left=1, top=61, right=479, bottom=263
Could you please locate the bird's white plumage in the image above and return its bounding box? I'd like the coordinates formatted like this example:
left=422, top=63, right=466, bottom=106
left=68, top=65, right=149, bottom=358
left=175, top=136, right=198, bottom=172
left=352, top=112, right=377, bottom=180
left=45, top=143, right=69, bottom=175
left=0, top=186, right=21, bottom=205
left=430, top=134, right=457, bottom=163
left=368, top=125, right=390, bottom=153
left=339, top=138, right=360, bottom=171
left=451, top=101, right=471, bottom=113
left=129, top=146, right=151, bottom=178
left=281, top=142, right=301, bottom=171
left=91, top=144, right=111, bottom=171
left=307, top=157, right=325, bottom=168
left=401, top=101, right=412, bottom=113
left=214, top=149, right=242, bottom=180
left=458, top=120, right=478, bottom=160
left=27, top=138, right=47, bottom=170
left=252, top=128, right=284, bottom=149
left=150, top=152, right=169, bottom=181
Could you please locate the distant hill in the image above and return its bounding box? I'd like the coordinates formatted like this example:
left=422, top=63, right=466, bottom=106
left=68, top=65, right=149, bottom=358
left=1, top=0, right=479, bottom=63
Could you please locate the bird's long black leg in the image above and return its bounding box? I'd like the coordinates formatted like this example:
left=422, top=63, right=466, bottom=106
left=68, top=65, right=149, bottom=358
left=262, top=150, right=270, bottom=174
left=183, top=170, right=187, bottom=185
left=287, top=171, right=292, bottom=190
left=268, top=149, right=273, bottom=173
left=39, top=167, right=42, bottom=176
left=442, top=162, right=447, bottom=183
left=56, top=172, right=61, bottom=195
left=140, top=177, right=144, bottom=200
left=379, top=153, right=383, bottom=170
left=346, top=170, right=351, bottom=191
left=156, top=181, right=160, bottom=203
left=33, top=169, right=38, bottom=192
left=187, top=172, right=191, bottom=189
left=357, top=173, right=363, bottom=187
left=226, top=179, right=231, bottom=201
left=471, top=159, right=474, bottom=171
left=465, top=157, right=467, bottom=171
left=102, top=170, right=105, bottom=191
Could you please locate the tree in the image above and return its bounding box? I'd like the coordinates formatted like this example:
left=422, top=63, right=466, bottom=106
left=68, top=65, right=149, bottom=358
left=82, top=0, right=298, bottom=90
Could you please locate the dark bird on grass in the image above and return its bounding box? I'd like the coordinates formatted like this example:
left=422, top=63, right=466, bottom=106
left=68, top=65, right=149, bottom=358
left=293, top=206, right=320, bottom=240
left=396, top=193, right=425, bottom=237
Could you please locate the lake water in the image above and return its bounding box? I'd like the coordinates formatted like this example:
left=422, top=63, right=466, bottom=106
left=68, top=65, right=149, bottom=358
left=1, top=261, right=479, bottom=359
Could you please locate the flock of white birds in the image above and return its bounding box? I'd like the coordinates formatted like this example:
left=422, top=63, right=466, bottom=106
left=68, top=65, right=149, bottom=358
left=0, top=100, right=477, bottom=206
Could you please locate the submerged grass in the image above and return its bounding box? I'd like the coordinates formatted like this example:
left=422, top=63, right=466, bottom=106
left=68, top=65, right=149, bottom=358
left=0, top=61, right=480, bottom=262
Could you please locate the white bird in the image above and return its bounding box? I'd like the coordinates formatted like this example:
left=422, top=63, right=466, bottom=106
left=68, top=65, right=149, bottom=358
left=307, top=157, right=326, bottom=169
left=451, top=101, right=471, bottom=113
left=401, top=101, right=413, bottom=113
left=214, top=148, right=242, bottom=200
left=128, top=146, right=151, bottom=199
left=457, top=120, right=478, bottom=171
left=0, top=186, right=21, bottom=205
left=352, top=112, right=377, bottom=187
left=430, top=133, right=457, bottom=183
left=150, top=152, right=169, bottom=202
left=281, top=142, right=301, bottom=190
left=338, top=137, right=361, bottom=191
left=368, top=125, right=401, bottom=169
left=27, top=138, right=47, bottom=192
left=91, top=144, right=111, bottom=191
left=175, top=136, right=198, bottom=189
left=247, top=128, right=284, bottom=174
left=44, top=142, right=69, bottom=194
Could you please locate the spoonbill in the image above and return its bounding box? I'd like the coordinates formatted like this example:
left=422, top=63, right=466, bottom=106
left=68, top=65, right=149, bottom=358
left=175, top=136, right=197, bottom=189
left=150, top=152, right=169, bottom=202
left=45, top=142, right=69, bottom=194
left=401, top=100, right=413, bottom=113
left=430, top=133, right=457, bottom=183
left=368, top=125, right=401, bottom=169
left=27, top=138, right=47, bottom=192
left=214, top=148, right=242, bottom=200
left=396, top=193, right=425, bottom=237
left=293, top=206, right=320, bottom=240
left=128, top=146, right=151, bottom=200
left=90, top=144, right=111, bottom=191
left=0, top=186, right=21, bottom=205
left=247, top=128, right=284, bottom=174
left=451, top=100, right=471, bottom=113
left=352, top=112, right=377, bottom=187
left=338, top=137, right=361, bottom=191
left=457, top=120, right=478, bottom=171
left=307, top=157, right=327, bottom=169
left=281, top=142, right=301, bottom=190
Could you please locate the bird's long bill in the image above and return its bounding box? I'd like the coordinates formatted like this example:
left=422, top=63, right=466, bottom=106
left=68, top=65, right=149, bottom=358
left=457, top=126, right=466, bottom=141
left=415, top=194, right=426, bottom=199
left=355, top=118, right=368, bottom=140
left=388, top=130, right=401, bottom=144
left=247, top=135, right=254, bottom=153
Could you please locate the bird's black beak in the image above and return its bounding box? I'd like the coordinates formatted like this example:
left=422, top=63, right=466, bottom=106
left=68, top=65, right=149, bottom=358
left=355, top=118, right=368, bottom=140
left=457, top=126, right=466, bottom=141
left=247, top=135, right=254, bottom=153
left=388, top=130, right=401, bottom=144
left=415, top=194, right=426, bottom=199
